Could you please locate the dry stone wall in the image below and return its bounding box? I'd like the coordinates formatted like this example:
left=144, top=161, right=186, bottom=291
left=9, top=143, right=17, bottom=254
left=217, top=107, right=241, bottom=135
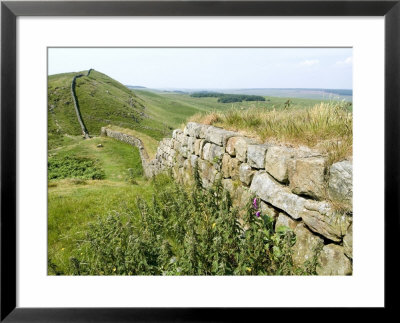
left=71, top=69, right=92, bottom=138
left=102, top=122, right=353, bottom=275
left=100, top=127, right=159, bottom=178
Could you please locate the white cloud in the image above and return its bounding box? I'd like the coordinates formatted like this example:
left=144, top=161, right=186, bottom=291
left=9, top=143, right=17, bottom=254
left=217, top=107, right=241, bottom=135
left=336, top=56, right=353, bottom=65
left=299, top=59, right=319, bottom=66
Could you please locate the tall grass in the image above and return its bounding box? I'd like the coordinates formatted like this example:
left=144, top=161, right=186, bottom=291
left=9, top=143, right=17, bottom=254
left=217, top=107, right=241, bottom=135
left=189, top=102, right=352, bottom=164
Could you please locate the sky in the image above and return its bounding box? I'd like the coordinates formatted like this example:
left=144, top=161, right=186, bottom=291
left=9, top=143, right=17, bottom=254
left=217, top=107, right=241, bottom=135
left=48, top=48, right=352, bottom=89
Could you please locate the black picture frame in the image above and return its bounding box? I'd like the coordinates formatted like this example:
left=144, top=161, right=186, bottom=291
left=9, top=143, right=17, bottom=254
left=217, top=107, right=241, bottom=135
left=1, top=0, right=399, bottom=321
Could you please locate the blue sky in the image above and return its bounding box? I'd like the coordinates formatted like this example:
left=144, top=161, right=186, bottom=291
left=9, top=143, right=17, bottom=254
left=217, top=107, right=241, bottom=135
left=48, top=48, right=352, bottom=89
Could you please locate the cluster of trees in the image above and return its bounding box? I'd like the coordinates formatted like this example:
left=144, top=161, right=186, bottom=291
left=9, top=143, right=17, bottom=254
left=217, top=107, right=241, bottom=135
left=191, top=91, right=265, bottom=103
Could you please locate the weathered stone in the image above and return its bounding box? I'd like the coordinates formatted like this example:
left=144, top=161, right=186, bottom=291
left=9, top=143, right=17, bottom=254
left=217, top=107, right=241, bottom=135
left=301, top=200, right=350, bottom=242
left=247, top=144, right=269, bottom=169
left=343, top=223, right=353, bottom=259
left=221, top=153, right=231, bottom=178
left=202, top=143, right=224, bottom=163
left=194, top=139, right=206, bottom=156
left=199, top=125, right=210, bottom=139
left=229, top=158, right=241, bottom=180
left=179, top=145, right=189, bottom=158
left=183, top=122, right=204, bottom=138
left=260, top=201, right=279, bottom=220
left=235, top=137, right=255, bottom=162
left=275, top=213, right=298, bottom=231
left=205, top=126, right=238, bottom=146
left=176, top=132, right=186, bottom=144
left=187, top=137, right=196, bottom=154
left=222, top=179, right=235, bottom=196
left=190, top=154, right=199, bottom=168
left=264, top=146, right=295, bottom=183
left=201, top=143, right=212, bottom=161
left=328, top=160, right=353, bottom=204
left=173, top=140, right=181, bottom=151
left=172, top=129, right=183, bottom=140
left=239, top=163, right=255, bottom=186
left=317, top=244, right=352, bottom=275
left=289, top=157, right=327, bottom=200
left=292, top=223, right=323, bottom=267
left=250, top=171, right=306, bottom=219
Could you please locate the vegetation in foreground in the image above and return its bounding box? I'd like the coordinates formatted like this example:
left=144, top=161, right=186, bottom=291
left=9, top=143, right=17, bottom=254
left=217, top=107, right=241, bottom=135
left=189, top=101, right=352, bottom=164
left=50, top=163, right=321, bottom=276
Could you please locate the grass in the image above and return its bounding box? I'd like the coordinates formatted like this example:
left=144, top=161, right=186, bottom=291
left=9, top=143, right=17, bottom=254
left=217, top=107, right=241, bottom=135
left=48, top=136, right=156, bottom=274
left=189, top=101, right=352, bottom=164
left=105, top=125, right=159, bottom=159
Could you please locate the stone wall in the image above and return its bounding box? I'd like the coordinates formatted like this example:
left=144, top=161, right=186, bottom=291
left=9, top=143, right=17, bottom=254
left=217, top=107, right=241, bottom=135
left=71, top=69, right=92, bottom=138
left=153, top=122, right=353, bottom=275
left=100, top=127, right=159, bottom=178
left=102, top=122, right=353, bottom=275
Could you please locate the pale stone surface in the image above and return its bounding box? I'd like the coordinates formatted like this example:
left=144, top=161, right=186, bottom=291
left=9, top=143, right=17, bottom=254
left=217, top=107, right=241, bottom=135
left=202, top=143, right=224, bottom=163
left=343, top=223, right=353, bottom=259
left=172, top=129, right=183, bottom=140
left=275, top=213, right=298, bottom=231
left=229, top=158, right=241, bottom=180
left=289, top=157, right=327, bottom=200
left=187, top=136, right=196, bottom=154
left=292, top=223, right=323, bottom=267
left=301, top=200, right=350, bottom=242
left=328, top=160, right=353, bottom=204
left=235, top=137, right=255, bottom=162
left=190, top=154, right=199, bottom=168
left=222, top=178, right=235, bottom=196
left=264, top=146, right=295, bottom=183
left=226, top=137, right=241, bottom=156
left=184, top=122, right=204, bottom=138
left=194, top=139, right=206, bottom=156
left=317, top=244, right=352, bottom=275
left=221, top=153, right=231, bottom=178
left=260, top=201, right=279, bottom=220
left=201, top=143, right=212, bottom=161
left=239, top=163, right=255, bottom=186
left=247, top=144, right=269, bottom=169
left=250, top=171, right=306, bottom=219
left=205, top=126, right=238, bottom=146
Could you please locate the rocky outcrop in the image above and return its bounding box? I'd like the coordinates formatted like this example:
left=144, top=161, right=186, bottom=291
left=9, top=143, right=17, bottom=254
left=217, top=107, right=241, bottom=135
left=104, top=121, right=353, bottom=275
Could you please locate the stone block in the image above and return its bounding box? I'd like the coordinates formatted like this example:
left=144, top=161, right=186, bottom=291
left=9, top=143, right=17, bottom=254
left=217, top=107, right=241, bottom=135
left=264, top=146, right=295, bottom=183
left=316, top=244, right=352, bottom=275
left=289, top=157, right=327, bottom=200
left=328, top=160, right=353, bottom=204
left=292, top=223, right=323, bottom=267
left=239, top=163, right=255, bottom=186
left=247, top=144, right=269, bottom=169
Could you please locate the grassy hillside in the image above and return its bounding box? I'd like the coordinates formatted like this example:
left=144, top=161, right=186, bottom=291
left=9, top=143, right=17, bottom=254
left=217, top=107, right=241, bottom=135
left=48, top=70, right=171, bottom=149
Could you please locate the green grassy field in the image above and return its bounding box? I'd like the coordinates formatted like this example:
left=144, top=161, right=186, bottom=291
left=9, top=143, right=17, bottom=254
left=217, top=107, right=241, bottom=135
left=48, top=136, right=157, bottom=275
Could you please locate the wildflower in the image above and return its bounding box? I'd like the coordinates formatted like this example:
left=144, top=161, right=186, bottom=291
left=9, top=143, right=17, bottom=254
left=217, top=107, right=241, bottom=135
left=113, top=267, right=116, bottom=272
left=256, top=211, right=261, bottom=217
left=246, top=267, right=252, bottom=272
left=212, top=223, right=216, bottom=229
left=252, top=198, right=258, bottom=209
left=61, top=248, right=65, bottom=251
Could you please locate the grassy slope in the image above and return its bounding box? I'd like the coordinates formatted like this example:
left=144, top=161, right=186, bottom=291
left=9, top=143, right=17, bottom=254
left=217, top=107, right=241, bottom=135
left=48, top=136, right=156, bottom=274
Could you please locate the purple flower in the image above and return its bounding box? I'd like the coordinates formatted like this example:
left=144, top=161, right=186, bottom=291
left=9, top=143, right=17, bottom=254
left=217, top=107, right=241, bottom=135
left=252, top=198, right=258, bottom=209
left=256, top=211, right=261, bottom=217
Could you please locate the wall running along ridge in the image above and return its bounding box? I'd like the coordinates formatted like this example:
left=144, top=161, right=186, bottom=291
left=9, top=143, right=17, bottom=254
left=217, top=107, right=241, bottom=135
left=101, top=122, right=353, bottom=275
left=71, top=69, right=92, bottom=138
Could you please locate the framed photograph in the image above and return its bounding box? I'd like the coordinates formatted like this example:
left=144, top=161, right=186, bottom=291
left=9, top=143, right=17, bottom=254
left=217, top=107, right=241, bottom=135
left=1, top=0, right=399, bottom=321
